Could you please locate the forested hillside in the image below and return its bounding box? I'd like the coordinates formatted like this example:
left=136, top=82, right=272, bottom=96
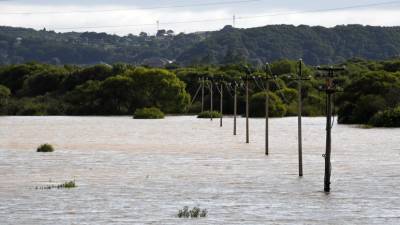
left=1, top=25, right=400, bottom=66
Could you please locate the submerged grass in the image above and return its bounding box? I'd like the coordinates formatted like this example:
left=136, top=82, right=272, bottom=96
left=177, top=206, right=208, bottom=218
left=197, top=111, right=221, bottom=119
left=36, top=180, right=76, bottom=190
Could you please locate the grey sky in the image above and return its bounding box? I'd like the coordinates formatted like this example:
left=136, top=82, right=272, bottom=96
left=1, top=0, right=399, bottom=35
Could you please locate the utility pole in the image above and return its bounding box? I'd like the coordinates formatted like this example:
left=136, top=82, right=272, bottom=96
left=316, top=66, right=345, bottom=193
left=219, top=81, right=224, bottom=127
left=243, top=67, right=251, bottom=144
left=265, top=78, right=270, bottom=155
left=297, top=59, right=306, bottom=177
left=286, top=59, right=310, bottom=176
left=233, top=82, right=238, bottom=135
left=201, top=77, right=205, bottom=113
left=262, top=64, right=275, bottom=155
left=210, top=79, right=214, bottom=121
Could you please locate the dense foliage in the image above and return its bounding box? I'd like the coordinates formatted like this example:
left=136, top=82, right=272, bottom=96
left=1, top=58, right=400, bottom=127
left=197, top=111, right=222, bottom=119
left=369, top=107, right=400, bottom=127
left=1, top=25, right=400, bottom=66
left=134, top=107, right=165, bottom=119
left=337, top=58, right=400, bottom=126
left=0, top=63, right=189, bottom=115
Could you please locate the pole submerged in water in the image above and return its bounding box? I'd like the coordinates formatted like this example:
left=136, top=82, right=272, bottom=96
left=201, top=77, right=205, bottom=113
left=233, top=82, right=237, bottom=135
left=325, top=88, right=332, bottom=192
left=265, top=78, right=269, bottom=155
left=220, top=82, right=223, bottom=127
left=316, top=66, right=345, bottom=193
left=245, top=69, right=250, bottom=144
left=210, top=79, right=213, bottom=121
left=298, top=59, right=303, bottom=177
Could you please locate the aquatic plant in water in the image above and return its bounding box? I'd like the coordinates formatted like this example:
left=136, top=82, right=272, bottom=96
left=197, top=111, right=221, bottom=119
left=36, top=143, right=54, bottom=152
left=133, top=107, right=165, bottom=119
left=35, top=180, right=76, bottom=190
left=177, top=206, right=208, bottom=218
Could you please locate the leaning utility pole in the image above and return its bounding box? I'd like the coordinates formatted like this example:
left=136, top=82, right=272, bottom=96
left=316, top=66, right=345, bottom=193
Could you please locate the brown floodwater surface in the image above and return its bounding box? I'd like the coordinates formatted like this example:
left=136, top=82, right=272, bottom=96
left=0, top=116, right=399, bottom=224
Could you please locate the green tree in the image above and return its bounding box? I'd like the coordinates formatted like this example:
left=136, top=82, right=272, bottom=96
left=99, top=75, right=134, bottom=114
left=250, top=91, right=287, bottom=117
left=66, top=80, right=102, bottom=115
left=0, top=84, right=10, bottom=113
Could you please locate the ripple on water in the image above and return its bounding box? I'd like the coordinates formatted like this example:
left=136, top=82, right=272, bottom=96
left=0, top=116, right=399, bottom=225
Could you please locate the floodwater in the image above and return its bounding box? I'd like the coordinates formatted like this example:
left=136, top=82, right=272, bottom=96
left=0, top=116, right=399, bottom=225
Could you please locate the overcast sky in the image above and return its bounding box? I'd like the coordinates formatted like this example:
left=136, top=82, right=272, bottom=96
left=1, top=0, right=400, bottom=35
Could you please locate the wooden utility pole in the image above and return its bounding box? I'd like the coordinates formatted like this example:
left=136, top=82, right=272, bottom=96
left=262, top=63, right=277, bottom=155
left=316, top=66, right=344, bottom=193
left=201, top=77, right=205, bottom=113
left=233, top=82, right=237, bottom=135
left=297, top=59, right=304, bottom=177
left=265, top=78, right=270, bottom=155
left=244, top=68, right=251, bottom=144
left=220, top=81, right=224, bottom=127
left=210, top=79, right=213, bottom=121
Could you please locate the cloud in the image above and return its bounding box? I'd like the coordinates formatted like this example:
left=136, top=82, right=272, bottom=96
left=0, top=3, right=399, bottom=35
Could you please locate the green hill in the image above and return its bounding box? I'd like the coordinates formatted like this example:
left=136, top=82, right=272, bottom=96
left=1, top=24, right=400, bottom=66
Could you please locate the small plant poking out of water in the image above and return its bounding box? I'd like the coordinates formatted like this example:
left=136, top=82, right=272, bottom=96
left=197, top=111, right=221, bottom=119
left=36, top=180, right=76, bottom=190
left=133, top=107, right=165, bottom=119
left=36, top=143, right=54, bottom=152
left=177, top=206, right=208, bottom=218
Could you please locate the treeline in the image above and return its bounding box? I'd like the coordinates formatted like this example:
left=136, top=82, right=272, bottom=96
left=0, top=63, right=189, bottom=115
left=1, top=25, right=400, bottom=66
left=0, top=58, right=400, bottom=126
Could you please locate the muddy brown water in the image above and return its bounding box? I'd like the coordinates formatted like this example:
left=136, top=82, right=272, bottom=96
left=0, top=116, right=399, bottom=224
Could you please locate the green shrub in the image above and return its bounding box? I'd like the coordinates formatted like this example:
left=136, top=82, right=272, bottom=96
left=133, top=107, right=165, bottom=119
left=197, top=111, right=221, bottom=118
left=37, top=144, right=54, bottom=152
left=369, top=106, right=400, bottom=127
left=250, top=91, right=287, bottom=117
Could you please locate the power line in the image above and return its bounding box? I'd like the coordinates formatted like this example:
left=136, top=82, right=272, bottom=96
left=43, top=0, right=400, bottom=31
left=0, top=0, right=262, bottom=15
left=238, top=0, right=400, bottom=20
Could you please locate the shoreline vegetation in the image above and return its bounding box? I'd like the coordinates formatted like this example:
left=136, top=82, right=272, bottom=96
left=0, top=58, right=399, bottom=127
left=133, top=107, right=165, bottom=119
